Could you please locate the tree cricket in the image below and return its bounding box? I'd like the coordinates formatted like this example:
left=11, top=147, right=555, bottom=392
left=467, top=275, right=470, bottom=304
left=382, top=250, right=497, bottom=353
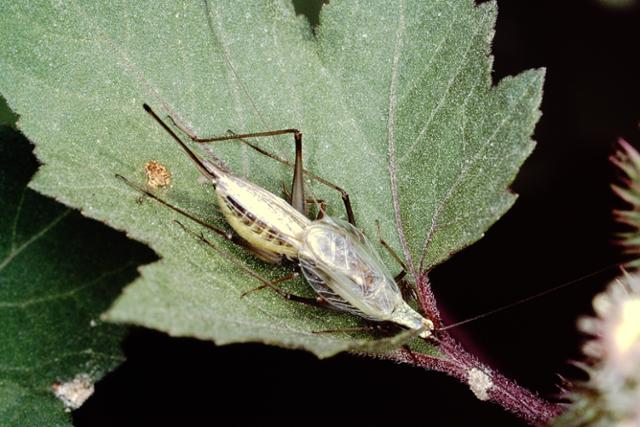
left=116, top=103, right=434, bottom=338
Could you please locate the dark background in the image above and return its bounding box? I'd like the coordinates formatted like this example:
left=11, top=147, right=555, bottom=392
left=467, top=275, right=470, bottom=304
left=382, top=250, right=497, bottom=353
left=70, top=1, right=640, bottom=426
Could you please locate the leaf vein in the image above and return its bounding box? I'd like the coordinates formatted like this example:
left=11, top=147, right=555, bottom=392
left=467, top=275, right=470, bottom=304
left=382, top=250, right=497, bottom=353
left=399, top=11, right=487, bottom=164
left=418, top=75, right=541, bottom=271
left=0, top=209, right=71, bottom=272
left=0, top=348, right=123, bottom=374
left=0, top=263, right=133, bottom=309
left=9, top=187, right=27, bottom=251
left=386, top=0, right=416, bottom=277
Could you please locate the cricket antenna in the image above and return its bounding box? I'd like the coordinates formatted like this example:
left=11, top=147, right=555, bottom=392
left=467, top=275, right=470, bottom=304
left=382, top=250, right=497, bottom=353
left=143, top=103, right=219, bottom=180
left=437, top=262, right=622, bottom=332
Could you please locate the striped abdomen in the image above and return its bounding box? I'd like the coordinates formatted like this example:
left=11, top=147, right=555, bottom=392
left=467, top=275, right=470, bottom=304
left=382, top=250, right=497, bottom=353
left=215, top=173, right=311, bottom=262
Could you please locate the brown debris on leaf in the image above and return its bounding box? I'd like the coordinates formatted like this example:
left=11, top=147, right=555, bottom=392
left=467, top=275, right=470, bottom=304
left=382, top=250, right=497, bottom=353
left=144, top=160, right=171, bottom=189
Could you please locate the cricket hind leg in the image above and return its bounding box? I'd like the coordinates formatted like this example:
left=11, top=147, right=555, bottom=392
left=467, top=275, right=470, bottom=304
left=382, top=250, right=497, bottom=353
left=176, top=220, right=330, bottom=307
left=166, top=115, right=306, bottom=214
left=281, top=182, right=327, bottom=220
left=230, top=132, right=356, bottom=225
left=167, top=115, right=356, bottom=225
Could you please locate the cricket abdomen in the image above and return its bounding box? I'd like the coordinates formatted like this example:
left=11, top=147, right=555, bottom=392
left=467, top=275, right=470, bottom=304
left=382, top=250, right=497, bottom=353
left=216, top=174, right=311, bottom=262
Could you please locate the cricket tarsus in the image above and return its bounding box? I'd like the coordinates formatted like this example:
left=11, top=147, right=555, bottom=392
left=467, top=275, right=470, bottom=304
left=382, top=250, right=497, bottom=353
left=168, top=114, right=356, bottom=225
left=143, top=103, right=218, bottom=180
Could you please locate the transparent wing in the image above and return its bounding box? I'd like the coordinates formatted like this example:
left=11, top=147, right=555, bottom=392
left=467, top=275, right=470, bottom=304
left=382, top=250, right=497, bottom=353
left=299, top=217, right=404, bottom=319
left=327, top=217, right=398, bottom=283
left=299, top=257, right=376, bottom=320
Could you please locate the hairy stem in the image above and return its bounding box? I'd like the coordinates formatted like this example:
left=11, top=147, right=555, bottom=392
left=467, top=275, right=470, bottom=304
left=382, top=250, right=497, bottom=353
left=382, top=274, right=565, bottom=425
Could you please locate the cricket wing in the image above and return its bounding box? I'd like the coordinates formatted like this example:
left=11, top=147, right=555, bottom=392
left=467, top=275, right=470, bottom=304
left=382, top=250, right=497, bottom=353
left=299, top=257, right=374, bottom=320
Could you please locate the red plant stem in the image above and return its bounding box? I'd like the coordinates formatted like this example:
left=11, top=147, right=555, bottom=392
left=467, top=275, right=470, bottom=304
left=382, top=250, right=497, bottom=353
left=415, top=273, right=442, bottom=326
left=383, top=274, right=566, bottom=425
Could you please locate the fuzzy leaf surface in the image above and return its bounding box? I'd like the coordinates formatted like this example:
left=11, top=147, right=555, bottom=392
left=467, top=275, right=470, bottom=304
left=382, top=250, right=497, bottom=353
left=0, top=1, right=543, bottom=357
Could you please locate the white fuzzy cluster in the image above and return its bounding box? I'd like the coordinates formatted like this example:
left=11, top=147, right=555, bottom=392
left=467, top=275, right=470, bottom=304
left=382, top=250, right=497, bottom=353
left=570, top=272, right=640, bottom=426
left=52, top=373, right=95, bottom=411
left=467, top=367, right=493, bottom=401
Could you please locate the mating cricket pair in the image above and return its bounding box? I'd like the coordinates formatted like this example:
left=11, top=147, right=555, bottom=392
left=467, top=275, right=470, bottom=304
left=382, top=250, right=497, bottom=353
left=119, top=104, right=434, bottom=339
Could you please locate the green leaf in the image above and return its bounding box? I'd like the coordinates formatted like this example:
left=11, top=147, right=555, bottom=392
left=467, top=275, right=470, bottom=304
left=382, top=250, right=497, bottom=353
left=0, top=1, right=543, bottom=357
left=0, top=129, right=152, bottom=426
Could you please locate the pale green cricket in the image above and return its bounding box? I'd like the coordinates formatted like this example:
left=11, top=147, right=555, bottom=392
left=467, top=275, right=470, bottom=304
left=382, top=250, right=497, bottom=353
left=119, top=104, right=433, bottom=338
